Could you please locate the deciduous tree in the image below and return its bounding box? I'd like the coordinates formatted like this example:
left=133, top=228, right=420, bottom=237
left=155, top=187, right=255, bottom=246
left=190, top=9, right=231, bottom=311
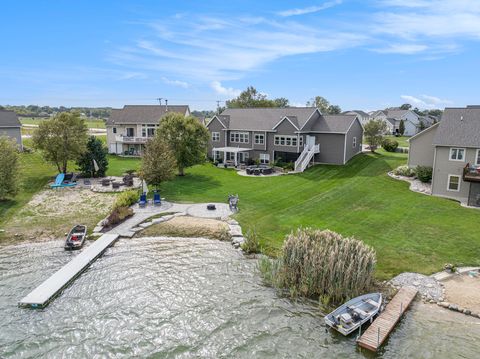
left=306, top=96, right=342, bottom=114
left=226, top=86, right=289, bottom=108
left=399, top=119, right=405, bottom=135
left=0, top=137, right=20, bottom=200
left=159, top=112, right=210, bottom=176
left=364, top=119, right=387, bottom=152
left=32, top=112, right=88, bottom=173
left=140, top=136, right=177, bottom=187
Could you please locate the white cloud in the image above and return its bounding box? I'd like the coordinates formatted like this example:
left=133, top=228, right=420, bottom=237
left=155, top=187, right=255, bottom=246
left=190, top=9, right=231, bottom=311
left=211, top=81, right=241, bottom=97
left=374, top=43, right=428, bottom=54
left=161, top=76, right=189, bottom=88
left=277, top=1, right=342, bottom=17
left=400, top=94, right=453, bottom=109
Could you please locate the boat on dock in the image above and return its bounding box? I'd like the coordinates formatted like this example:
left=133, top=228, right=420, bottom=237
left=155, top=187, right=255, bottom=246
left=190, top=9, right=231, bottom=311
left=325, top=293, right=382, bottom=336
left=65, top=225, right=87, bottom=250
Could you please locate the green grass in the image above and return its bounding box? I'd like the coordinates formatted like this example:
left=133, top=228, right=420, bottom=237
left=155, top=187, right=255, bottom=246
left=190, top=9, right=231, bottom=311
left=158, top=151, right=480, bottom=279
left=20, top=117, right=106, bottom=129
left=384, top=135, right=410, bottom=147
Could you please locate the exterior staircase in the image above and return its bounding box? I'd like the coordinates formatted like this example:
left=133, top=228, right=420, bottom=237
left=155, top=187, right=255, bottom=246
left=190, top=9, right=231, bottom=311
left=294, top=144, right=319, bottom=172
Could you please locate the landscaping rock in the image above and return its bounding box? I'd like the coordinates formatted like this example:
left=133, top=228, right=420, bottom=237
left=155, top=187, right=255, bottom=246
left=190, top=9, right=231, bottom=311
left=131, top=227, right=143, bottom=232
left=389, top=272, right=443, bottom=301
left=232, top=237, right=245, bottom=245
left=152, top=218, right=165, bottom=224
left=227, top=219, right=239, bottom=225
left=449, top=304, right=458, bottom=311
left=229, top=225, right=242, bottom=237
left=139, top=222, right=153, bottom=228
left=162, top=215, right=174, bottom=221
left=93, top=226, right=103, bottom=233
left=438, top=302, right=450, bottom=308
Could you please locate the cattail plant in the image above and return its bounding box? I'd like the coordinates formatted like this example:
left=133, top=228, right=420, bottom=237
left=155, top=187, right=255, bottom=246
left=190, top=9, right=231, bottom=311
left=260, top=228, right=376, bottom=305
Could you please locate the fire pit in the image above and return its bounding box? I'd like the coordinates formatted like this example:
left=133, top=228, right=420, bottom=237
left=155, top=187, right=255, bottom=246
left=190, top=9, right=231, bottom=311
left=207, top=204, right=216, bottom=210
left=245, top=165, right=274, bottom=175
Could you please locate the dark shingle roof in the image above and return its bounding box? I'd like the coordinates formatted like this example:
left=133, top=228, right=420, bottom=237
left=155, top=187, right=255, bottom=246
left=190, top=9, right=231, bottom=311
left=433, top=107, right=480, bottom=147
left=386, top=109, right=414, bottom=119
left=0, top=110, right=21, bottom=127
left=343, top=110, right=369, bottom=118
left=217, top=107, right=316, bottom=131
left=309, top=114, right=358, bottom=133
left=106, top=105, right=189, bottom=125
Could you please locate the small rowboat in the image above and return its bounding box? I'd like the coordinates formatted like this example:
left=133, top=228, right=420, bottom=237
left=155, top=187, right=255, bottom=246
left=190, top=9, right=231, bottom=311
left=64, top=225, right=87, bottom=250
left=324, top=293, right=382, bottom=336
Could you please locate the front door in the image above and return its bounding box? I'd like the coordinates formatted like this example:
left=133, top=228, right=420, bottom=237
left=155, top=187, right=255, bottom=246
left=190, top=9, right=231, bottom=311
left=306, top=135, right=315, bottom=148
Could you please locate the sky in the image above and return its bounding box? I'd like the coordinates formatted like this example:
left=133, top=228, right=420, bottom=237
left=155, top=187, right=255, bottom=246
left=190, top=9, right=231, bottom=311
left=1, top=0, right=480, bottom=111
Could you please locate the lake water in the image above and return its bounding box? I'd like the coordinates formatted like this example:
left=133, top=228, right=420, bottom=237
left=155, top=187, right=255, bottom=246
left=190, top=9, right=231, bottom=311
left=1, top=237, right=479, bottom=358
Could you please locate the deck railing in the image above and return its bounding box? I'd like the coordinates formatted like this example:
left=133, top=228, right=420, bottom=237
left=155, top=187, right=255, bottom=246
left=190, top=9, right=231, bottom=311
left=463, top=163, right=480, bottom=182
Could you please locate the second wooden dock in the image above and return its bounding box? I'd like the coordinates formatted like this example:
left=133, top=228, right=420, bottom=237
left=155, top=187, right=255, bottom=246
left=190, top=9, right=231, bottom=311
left=357, top=286, right=417, bottom=352
left=18, top=233, right=119, bottom=309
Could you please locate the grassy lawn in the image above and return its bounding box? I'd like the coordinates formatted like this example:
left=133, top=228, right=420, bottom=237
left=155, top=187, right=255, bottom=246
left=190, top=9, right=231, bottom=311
left=159, top=151, right=480, bottom=279
left=384, top=135, right=410, bottom=147
left=20, top=117, right=106, bottom=129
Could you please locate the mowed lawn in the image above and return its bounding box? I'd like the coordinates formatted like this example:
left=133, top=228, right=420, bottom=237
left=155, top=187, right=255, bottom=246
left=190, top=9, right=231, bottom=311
left=20, top=117, right=106, bottom=129
left=159, top=151, right=480, bottom=279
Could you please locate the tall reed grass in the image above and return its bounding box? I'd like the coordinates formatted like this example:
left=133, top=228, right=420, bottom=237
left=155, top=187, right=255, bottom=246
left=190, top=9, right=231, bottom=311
left=260, top=228, right=376, bottom=304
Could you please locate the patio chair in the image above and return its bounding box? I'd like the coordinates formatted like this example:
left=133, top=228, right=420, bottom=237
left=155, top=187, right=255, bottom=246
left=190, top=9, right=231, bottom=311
left=139, top=193, right=147, bottom=208
left=228, top=194, right=239, bottom=212
left=153, top=191, right=161, bottom=206
left=112, top=182, right=121, bottom=189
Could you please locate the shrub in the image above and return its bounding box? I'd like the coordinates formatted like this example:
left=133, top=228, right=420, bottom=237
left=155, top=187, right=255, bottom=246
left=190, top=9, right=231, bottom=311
left=112, top=190, right=138, bottom=210
left=260, top=228, right=376, bottom=304
left=393, top=165, right=415, bottom=177
left=107, top=206, right=133, bottom=226
left=241, top=229, right=261, bottom=254
left=0, top=137, right=20, bottom=200
left=382, top=138, right=399, bottom=152
left=416, top=166, right=433, bottom=183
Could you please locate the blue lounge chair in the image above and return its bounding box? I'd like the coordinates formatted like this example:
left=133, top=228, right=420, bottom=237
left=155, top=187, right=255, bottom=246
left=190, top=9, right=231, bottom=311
left=50, top=173, right=77, bottom=188
left=139, top=193, right=147, bottom=207
left=153, top=191, right=161, bottom=206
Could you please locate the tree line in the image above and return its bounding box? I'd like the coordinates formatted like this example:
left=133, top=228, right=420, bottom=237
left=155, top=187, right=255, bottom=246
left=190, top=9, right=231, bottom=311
left=0, top=105, right=111, bottom=119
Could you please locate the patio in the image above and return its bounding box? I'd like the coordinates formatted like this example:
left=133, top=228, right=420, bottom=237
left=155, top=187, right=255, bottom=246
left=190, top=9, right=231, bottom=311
left=212, top=146, right=250, bottom=167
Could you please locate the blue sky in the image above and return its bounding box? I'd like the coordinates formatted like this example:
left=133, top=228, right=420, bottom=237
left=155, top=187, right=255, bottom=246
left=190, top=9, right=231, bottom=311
left=1, top=0, right=480, bottom=111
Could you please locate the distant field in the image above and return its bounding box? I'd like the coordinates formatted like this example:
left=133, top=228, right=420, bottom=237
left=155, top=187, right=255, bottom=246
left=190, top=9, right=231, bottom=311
left=20, top=117, right=106, bottom=129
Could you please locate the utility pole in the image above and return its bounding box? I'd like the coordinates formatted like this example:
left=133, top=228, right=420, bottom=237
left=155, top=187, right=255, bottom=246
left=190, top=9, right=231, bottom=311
left=156, top=98, right=163, bottom=105
left=216, top=100, right=222, bottom=113
left=165, top=99, right=168, bottom=112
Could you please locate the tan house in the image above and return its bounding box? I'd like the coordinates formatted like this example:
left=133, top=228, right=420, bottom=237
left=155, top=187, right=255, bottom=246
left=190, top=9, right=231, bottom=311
left=106, top=105, right=190, bottom=156
left=408, top=106, right=480, bottom=207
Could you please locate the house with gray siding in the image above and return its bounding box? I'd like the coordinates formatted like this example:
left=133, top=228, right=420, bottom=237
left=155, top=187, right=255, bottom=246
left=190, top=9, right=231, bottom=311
left=106, top=105, right=190, bottom=156
left=0, top=110, right=22, bottom=149
left=408, top=106, right=480, bottom=208
left=372, top=109, right=421, bottom=136
left=206, top=107, right=363, bottom=172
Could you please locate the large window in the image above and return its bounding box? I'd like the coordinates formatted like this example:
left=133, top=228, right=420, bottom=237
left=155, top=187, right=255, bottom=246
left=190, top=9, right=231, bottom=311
left=449, top=148, right=465, bottom=161
left=142, top=124, right=158, bottom=137
left=254, top=134, right=265, bottom=145
left=476, top=149, right=480, bottom=166
left=447, top=175, right=460, bottom=191
left=212, top=132, right=220, bottom=142
left=126, top=127, right=135, bottom=137
left=274, top=135, right=300, bottom=147
left=230, top=132, right=249, bottom=143
left=260, top=153, right=270, bottom=164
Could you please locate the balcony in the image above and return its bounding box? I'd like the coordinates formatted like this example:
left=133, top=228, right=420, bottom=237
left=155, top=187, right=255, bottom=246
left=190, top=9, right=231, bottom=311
left=463, top=163, right=480, bottom=182
left=115, top=135, right=149, bottom=144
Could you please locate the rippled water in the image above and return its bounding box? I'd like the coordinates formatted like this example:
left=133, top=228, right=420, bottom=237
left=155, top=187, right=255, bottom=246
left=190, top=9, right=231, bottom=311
left=1, top=238, right=479, bottom=358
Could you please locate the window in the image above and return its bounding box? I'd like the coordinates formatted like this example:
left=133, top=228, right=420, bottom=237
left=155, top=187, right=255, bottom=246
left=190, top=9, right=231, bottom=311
left=254, top=134, right=265, bottom=145
left=113, top=127, right=117, bottom=134
left=353, top=137, right=357, bottom=148
left=450, top=148, right=465, bottom=161
left=126, top=127, right=135, bottom=137
left=476, top=149, right=480, bottom=166
left=274, top=135, right=298, bottom=147
left=260, top=153, right=270, bottom=164
left=212, top=132, right=220, bottom=142
left=230, top=132, right=249, bottom=143
left=447, top=175, right=461, bottom=192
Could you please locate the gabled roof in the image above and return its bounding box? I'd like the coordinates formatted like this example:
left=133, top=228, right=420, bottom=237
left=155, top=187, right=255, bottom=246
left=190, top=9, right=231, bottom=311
left=385, top=109, right=415, bottom=119
left=309, top=114, right=358, bottom=133
left=433, top=107, right=480, bottom=147
left=408, top=122, right=439, bottom=142
left=343, top=110, right=369, bottom=118
left=217, top=107, right=316, bottom=131
left=106, top=105, right=190, bottom=125
left=0, top=110, right=21, bottom=128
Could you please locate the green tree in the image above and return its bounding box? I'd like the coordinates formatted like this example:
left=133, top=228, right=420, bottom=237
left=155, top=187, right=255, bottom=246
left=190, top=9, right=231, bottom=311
left=364, top=119, right=387, bottom=152
left=0, top=137, right=20, bottom=200
left=32, top=111, right=88, bottom=173
left=400, top=103, right=412, bottom=110
left=76, top=136, right=109, bottom=177
left=419, top=120, right=426, bottom=131
left=306, top=96, right=342, bottom=114
left=226, top=86, right=288, bottom=108
left=399, top=119, right=405, bottom=135
left=159, top=112, right=210, bottom=176
left=140, top=136, right=177, bottom=187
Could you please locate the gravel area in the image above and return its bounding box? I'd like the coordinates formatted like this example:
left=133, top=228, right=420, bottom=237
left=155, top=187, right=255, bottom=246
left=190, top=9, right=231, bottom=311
left=389, top=272, right=443, bottom=301
left=388, top=172, right=432, bottom=195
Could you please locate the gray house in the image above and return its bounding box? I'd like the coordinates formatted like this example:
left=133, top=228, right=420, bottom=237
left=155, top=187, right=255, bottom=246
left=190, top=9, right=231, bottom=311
left=206, top=107, right=363, bottom=172
left=0, top=110, right=22, bottom=149
left=408, top=106, right=480, bottom=207
left=106, top=105, right=190, bottom=156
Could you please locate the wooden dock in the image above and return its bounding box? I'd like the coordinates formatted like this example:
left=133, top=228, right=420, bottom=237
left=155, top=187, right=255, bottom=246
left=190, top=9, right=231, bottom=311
left=18, top=233, right=119, bottom=309
left=357, top=286, right=417, bottom=352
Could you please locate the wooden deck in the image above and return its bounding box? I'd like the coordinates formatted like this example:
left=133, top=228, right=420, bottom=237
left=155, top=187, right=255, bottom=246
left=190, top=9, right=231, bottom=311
left=18, top=233, right=119, bottom=309
left=357, top=286, right=417, bottom=352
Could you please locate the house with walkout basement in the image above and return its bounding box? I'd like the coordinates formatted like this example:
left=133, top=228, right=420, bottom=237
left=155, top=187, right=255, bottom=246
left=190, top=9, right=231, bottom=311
left=0, top=110, right=22, bottom=150
left=106, top=105, right=190, bottom=156
left=408, top=106, right=480, bottom=208
left=206, top=107, right=363, bottom=172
